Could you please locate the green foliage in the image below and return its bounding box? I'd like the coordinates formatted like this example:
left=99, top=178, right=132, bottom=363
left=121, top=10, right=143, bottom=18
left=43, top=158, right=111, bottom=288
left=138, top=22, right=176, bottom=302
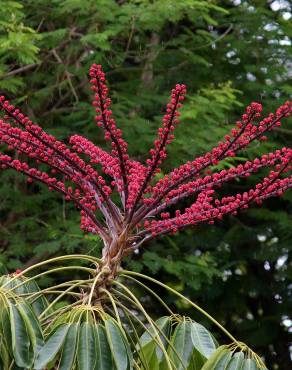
left=0, top=0, right=291, bottom=368
left=0, top=265, right=267, bottom=369
left=135, top=251, right=220, bottom=291
left=0, top=1, right=39, bottom=92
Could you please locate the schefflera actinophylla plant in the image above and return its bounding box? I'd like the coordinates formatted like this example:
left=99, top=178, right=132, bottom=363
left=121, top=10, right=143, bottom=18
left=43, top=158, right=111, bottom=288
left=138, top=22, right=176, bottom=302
left=0, top=64, right=290, bottom=370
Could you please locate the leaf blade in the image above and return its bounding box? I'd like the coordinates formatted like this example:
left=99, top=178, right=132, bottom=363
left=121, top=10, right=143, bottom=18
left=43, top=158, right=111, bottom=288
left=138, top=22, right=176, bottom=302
left=190, top=322, right=217, bottom=359
left=9, top=303, right=34, bottom=368
left=104, top=318, right=129, bottom=370
left=34, top=324, right=70, bottom=370
left=77, top=322, right=98, bottom=370
left=58, top=323, right=79, bottom=370
left=95, top=324, right=114, bottom=370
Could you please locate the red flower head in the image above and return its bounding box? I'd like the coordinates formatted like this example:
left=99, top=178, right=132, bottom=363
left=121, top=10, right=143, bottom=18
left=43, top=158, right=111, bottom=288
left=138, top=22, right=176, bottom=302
left=0, top=65, right=291, bottom=264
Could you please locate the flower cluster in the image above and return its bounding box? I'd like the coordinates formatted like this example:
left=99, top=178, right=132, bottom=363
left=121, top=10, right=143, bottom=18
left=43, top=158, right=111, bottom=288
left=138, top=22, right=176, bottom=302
left=89, top=64, right=131, bottom=200
left=126, top=83, right=186, bottom=213
left=146, top=152, right=291, bottom=236
left=0, top=64, right=291, bottom=260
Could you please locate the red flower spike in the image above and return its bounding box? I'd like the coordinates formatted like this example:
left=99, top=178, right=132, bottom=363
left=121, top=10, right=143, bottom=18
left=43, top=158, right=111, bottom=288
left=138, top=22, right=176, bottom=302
left=89, top=64, right=131, bottom=205
left=145, top=155, right=292, bottom=237
left=0, top=66, right=291, bottom=263
left=145, top=148, right=291, bottom=217
left=126, top=84, right=186, bottom=215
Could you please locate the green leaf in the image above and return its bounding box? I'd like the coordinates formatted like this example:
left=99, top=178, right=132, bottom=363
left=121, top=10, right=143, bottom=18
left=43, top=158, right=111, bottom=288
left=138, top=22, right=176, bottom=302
left=77, top=322, right=98, bottom=370
left=1, top=308, right=13, bottom=363
left=139, top=341, right=160, bottom=370
left=215, top=351, right=233, bottom=369
left=137, top=316, right=171, bottom=368
left=58, top=323, right=79, bottom=370
left=167, top=321, right=193, bottom=370
left=27, top=280, right=50, bottom=316
left=187, top=349, right=206, bottom=370
left=34, top=324, right=70, bottom=369
left=95, top=324, right=114, bottom=370
left=190, top=322, right=217, bottom=359
left=0, top=276, right=49, bottom=316
left=139, top=316, right=170, bottom=350
left=201, top=346, right=231, bottom=369
left=120, top=329, right=134, bottom=370
left=17, top=302, right=44, bottom=354
left=104, top=318, right=129, bottom=370
left=0, top=334, right=10, bottom=369
left=9, top=303, right=34, bottom=368
left=242, top=358, right=257, bottom=370
left=227, top=352, right=244, bottom=369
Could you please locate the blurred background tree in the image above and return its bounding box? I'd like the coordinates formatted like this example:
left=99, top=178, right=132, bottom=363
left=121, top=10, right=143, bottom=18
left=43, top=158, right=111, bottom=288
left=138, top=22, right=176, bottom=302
left=0, top=0, right=291, bottom=368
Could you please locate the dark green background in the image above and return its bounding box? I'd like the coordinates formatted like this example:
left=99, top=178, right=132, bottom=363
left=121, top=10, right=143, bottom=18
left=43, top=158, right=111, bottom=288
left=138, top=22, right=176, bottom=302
left=0, top=1, right=291, bottom=368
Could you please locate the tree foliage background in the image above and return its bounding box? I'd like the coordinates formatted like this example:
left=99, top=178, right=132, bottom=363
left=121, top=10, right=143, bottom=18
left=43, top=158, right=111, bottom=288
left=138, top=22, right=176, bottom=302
left=0, top=0, right=291, bottom=368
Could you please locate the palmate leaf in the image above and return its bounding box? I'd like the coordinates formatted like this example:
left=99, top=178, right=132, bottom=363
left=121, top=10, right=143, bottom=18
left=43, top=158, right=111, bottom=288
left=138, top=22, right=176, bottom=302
left=26, top=280, right=51, bottom=317
left=1, top=308, right=12, bottom=357
left=167, top=319, right=217, bottom=369
left=95, top=324, right=114, bottom=370
left=34, top=324, right=70, bottom=370
left=31, top=315, right=133, bottom=370
left=9, top=303, right=34, bottom=368
left=104, top=318, right=133, bottom=370
left=228, top=352, right=245, bottom=369
left=201, top=346, right=267, bottom=370
left=0, top=334, right=10, bottom=370
left=1, top=296, right=42, bottom=368
left=77, top=322, right=98, bottom=370
left=17, top=302, right=44, bottom=354
left=137, top=316, right=171, bottom=369
left=243, top=359, right=258, bottom=370
left=58, top=323, right=79, bottom=370
left=190, top=322, right=217, bottom=359
left=187, top=350, right=206, bottom=370
left=137, top=317, right=218, bottom=370
left=120, top=328, right=134, bottom=370
left=0, top=275, right=50, bottom=316
left=167, top=321, right=194, bottom=370
left=201, top=345, right=231, bottom=369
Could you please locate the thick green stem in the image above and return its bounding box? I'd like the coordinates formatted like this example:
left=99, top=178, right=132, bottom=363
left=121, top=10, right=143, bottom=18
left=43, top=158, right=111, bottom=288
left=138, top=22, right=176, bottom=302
left=87, top=270, right=104, bottom=305
left=100, top=288, right=122, bottom=326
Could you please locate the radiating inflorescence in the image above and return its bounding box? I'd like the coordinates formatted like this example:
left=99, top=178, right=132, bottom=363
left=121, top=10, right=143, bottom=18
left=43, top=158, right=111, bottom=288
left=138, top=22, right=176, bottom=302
left=0, top=64, right=291, bottom=255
